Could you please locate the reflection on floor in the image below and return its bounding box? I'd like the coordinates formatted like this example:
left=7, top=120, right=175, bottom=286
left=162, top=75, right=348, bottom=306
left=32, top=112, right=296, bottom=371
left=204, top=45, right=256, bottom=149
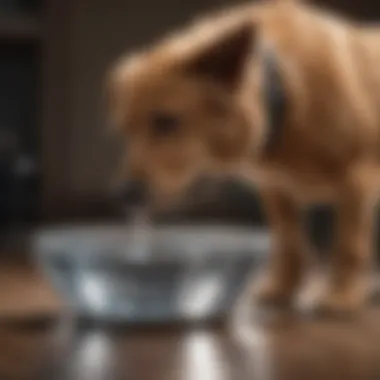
left=0, top=260, right=380, bottom=380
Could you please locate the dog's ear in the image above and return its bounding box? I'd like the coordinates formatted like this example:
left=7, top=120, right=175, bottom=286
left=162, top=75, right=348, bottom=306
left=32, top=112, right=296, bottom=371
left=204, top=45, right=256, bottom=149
left=184, top=20, right=256, bottom=90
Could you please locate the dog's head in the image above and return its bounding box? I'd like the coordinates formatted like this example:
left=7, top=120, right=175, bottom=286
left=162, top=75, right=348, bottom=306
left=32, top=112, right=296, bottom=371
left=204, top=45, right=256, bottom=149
left=107, top=14, right=269, bottom=208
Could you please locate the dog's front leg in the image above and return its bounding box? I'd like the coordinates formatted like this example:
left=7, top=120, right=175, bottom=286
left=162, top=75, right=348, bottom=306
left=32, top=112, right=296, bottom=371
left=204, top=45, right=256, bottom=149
left=254, top=188, right=312, bottom=307
left=315, top=178, right=374, bottom=315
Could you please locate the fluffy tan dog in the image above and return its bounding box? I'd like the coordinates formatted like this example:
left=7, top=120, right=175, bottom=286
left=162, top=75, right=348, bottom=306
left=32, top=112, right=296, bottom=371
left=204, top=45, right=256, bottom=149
left=107, top=0, right=380, bottom=314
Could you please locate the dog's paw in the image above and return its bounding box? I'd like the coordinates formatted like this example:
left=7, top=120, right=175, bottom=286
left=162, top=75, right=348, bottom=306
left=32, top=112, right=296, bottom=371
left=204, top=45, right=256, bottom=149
left=311, top=284, right=368, bottom=317
left=252, top=274, right=297, bottom=309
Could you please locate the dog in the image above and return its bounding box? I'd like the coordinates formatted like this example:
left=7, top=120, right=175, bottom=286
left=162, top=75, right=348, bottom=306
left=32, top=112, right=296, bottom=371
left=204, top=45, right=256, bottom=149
left=107, top=0, right=380, bottom=314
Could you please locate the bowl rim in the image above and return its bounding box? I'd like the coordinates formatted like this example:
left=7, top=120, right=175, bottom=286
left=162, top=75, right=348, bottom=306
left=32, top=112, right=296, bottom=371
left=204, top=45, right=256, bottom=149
left=32, top=224, right=270, bottom=262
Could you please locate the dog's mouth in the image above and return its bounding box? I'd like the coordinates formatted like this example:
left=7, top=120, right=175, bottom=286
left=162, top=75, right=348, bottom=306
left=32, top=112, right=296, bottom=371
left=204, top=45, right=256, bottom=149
left=118, top=163, right=265, bottom=222
left=118, top=172, right=221, bottom=219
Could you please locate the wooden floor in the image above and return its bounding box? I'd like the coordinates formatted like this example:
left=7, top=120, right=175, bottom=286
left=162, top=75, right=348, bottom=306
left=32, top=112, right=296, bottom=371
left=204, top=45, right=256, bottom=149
left=1, top=260, right=380, bottom=380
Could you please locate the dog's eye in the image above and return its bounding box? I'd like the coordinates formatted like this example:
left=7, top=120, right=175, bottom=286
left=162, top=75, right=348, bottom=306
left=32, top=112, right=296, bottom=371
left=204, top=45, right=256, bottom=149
left=151, top=112, right=180, bottom=137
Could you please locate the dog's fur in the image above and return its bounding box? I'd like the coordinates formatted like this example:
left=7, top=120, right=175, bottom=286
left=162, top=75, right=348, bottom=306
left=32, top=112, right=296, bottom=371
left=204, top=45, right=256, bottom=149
left=107, top=0, right=380, bottom=314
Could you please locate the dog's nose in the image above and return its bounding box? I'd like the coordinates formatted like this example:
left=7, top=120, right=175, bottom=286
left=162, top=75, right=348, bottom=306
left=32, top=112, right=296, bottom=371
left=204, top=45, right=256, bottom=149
left=118, top=180, right=148, bottom=206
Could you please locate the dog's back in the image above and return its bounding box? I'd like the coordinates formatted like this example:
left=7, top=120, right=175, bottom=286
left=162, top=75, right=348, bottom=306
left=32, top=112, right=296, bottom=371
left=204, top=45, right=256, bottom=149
left=248, top=1, right=380, bottom=200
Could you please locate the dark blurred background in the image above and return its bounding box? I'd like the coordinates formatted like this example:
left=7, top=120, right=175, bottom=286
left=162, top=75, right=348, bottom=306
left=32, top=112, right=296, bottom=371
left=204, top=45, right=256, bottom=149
left=0, top=0, right=379, bottom=246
